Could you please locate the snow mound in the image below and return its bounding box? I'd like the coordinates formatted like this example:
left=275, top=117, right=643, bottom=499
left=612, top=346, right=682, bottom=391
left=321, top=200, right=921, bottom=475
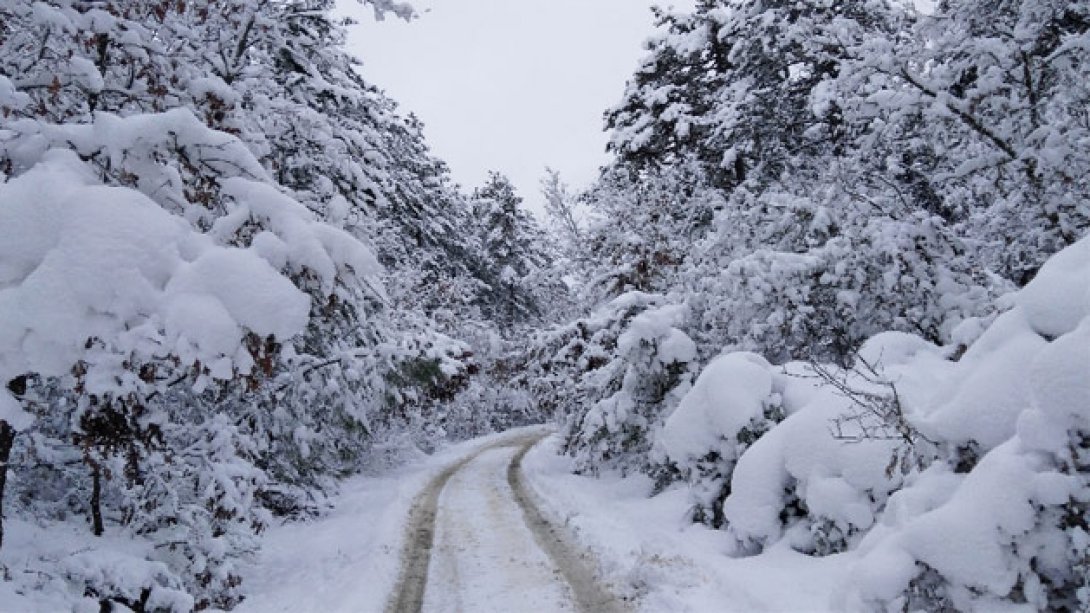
left=662, top=233, right=1090, bottom=607
left=842, top=233, right=1090, bottom=610
left=1015, top=235, right=1090, bottom=338
left=918, top=311, right=1047, bottom=449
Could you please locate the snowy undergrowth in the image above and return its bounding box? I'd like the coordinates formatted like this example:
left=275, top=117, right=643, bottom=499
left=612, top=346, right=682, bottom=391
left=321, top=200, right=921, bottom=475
left=522, top=435, right=854, bottom=612
left=0, top=427, right=544, bottom=613
left=0, top=518, right=198, bottom=612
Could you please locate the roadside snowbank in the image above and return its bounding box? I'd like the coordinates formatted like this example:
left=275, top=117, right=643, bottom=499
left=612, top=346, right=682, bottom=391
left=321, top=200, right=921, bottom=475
left=634, top=232, right=1090, bottom=610
left=522, top=435, right=854, bottom=612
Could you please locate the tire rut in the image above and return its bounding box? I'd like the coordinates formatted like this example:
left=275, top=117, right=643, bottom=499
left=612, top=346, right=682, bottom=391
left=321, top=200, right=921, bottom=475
left=384, top=453, right=472, bottom=613
left=508, top=441, right=628, bottom=613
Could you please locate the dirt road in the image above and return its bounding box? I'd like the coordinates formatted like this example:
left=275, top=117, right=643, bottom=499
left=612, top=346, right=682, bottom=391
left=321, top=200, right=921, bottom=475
left=386, top=432, right=625, bottom=613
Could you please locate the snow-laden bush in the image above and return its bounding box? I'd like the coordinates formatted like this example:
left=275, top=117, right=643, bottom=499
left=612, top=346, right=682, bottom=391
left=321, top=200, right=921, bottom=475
left=0, top=148, right=311, bottom=384
left=62, top=549, right=195, bottom=613
left=664, top=232, right=1090, bottom=608
left=0, top=147, right=300, bottom=608
left=0, top=108, right=382, bottom=607
left=693, top=332, right=945, bottom=556
left=842, top=234, right=1090, bottom=611
left=692, top=206, right=998, bottom=365
left=656, top=352, right=787, bottom=527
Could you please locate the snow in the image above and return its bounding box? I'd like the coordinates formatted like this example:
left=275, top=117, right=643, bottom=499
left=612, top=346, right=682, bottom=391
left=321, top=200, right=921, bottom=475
left=0, top=389, right=33, bottom=431
left=521, top=436, right=856, bottom=612
left=218, top=178, right=383, bottom=294
left=164, top=248, right=310, bottom=358
left=236, top=428, right=547, bottom=613
left=856, top=331, right=941, bottom=367
left=0, top=75, right=29, bottom=111
left=1028, top=318, right=1090, bottom=426
left=423, top=446, right=576, bottom=612
left=659, top=352, right=772, bottom=463
left=0, top=0, right=1087, bottom=607
left=0, top=150, right=311, bottom=382
left=235, top=465, right=422, bottom=613
left=616, top=302, right=695, bottom=366
left=0, top=518, right=193, bottom=613
left=840, top=233, right=1090, bottom=609
left=919, top=313, right=1046, bottom=449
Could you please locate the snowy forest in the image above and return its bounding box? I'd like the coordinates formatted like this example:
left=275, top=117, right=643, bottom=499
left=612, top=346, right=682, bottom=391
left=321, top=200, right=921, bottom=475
left=0, top=0, right=1088, bottom=611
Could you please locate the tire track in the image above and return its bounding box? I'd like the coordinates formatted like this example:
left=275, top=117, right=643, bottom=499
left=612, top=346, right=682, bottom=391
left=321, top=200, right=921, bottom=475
left=384, top=431, right=547, bottom=613
left=384, top=451, right=474, bottom=613
left=508, top=442, right=628, bottom=613
left=385, top=431, right=626, bottom=613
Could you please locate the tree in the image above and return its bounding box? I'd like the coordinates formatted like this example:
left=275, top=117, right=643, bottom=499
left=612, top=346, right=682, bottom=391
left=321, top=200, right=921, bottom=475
left=836, top=0, right=1090, bottom=283
left=0, top=0, right=521, bottom=607
left=540, top=167, right=583, bottom=259
left=471, top=172, right=565, bottom=330
left=578, top=161, right=721, bottom=303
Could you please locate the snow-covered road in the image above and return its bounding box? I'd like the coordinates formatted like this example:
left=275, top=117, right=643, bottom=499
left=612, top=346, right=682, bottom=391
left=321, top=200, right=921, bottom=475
left=389, top=434, right=625, bottom=613
left=237, top=428, right=851, bottom=612
left=422, top=444, right=575, bottom=612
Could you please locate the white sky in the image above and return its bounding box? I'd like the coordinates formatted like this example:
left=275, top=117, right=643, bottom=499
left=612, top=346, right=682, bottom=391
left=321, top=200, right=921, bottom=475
left=336, top=0, right=694, bottom=215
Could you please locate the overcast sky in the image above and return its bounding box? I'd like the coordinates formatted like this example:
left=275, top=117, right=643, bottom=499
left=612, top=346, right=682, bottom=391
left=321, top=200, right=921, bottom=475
left=336, top=0, right=694, bottom=215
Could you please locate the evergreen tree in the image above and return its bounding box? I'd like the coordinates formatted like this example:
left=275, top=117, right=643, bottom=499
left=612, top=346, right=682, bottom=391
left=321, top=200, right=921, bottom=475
left=470, top=172, right=565, bottom=330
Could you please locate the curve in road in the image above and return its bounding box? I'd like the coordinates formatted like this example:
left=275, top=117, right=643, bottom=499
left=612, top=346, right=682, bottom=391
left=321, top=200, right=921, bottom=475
left=385, top=432, right=626, bottom=613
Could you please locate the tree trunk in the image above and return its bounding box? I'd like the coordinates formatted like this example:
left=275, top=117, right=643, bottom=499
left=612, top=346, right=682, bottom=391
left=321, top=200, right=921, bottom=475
left=0, top=421, right=15, bottom=551
left=90, top=461, right=104, bottom=536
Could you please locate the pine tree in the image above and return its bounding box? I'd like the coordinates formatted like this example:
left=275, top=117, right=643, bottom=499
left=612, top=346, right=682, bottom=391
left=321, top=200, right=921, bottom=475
left=470, top=172, right=565, bottom=330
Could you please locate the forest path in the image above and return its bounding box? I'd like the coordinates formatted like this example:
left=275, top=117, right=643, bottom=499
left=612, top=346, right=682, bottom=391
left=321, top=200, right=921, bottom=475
left=386, top=432, right=626, bottom=613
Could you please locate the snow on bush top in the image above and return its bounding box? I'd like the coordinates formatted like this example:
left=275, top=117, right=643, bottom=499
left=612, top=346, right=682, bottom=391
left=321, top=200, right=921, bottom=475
left=215, top=178, right=382, bottom=294
left=1015, top=235, right=1090, bottom=339
left=616, top=301, right=697, bottom=367
left=659, top=352, right=773, bottom=462
left=0, top=149, right=310, bottom=384
left=916, top=235, right=1090, bottom=450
